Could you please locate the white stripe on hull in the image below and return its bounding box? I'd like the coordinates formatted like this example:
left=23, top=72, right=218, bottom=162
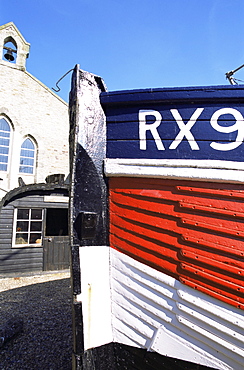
left=78, top=246, right=244, bottom=370
left=105, top=158, right=244, bottom=183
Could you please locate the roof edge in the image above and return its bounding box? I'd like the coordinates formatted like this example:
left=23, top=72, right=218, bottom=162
left=26, top=71, right=68, bottom=105
left=0, top=21, right=30, bottom=47
left=0, top=182, right=69, bottom=209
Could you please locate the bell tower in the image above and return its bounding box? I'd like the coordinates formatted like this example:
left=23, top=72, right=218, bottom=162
left=0, top=22, right=30, bottom=71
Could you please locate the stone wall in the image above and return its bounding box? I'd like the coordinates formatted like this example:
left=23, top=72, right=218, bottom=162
left=0, top=24, right=69, bottom=197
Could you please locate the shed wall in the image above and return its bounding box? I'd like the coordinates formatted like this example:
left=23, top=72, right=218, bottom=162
left=0, top=193, right=68, bottom=275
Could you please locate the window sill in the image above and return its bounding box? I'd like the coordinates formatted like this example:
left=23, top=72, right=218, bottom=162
left=18, top=173, right=34, bottom=176
left=13, top=243, right=42, bottom=248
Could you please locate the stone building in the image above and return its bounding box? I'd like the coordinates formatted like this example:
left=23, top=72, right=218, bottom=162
left=0, top=22, right=70, bottom=275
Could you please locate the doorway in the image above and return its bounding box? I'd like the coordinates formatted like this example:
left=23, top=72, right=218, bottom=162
left=43, top=208, right=70, bottom=271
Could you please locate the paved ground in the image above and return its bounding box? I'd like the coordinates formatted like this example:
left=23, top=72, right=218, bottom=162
left=0, top=271, right=72, bottom=370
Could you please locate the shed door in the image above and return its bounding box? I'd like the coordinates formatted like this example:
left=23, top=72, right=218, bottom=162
left=43, top=208, right=70, bottom=271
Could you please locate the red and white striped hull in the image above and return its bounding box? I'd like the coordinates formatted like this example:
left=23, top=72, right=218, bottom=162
left=76, top=176, right=244, bottom=370
left=69, top=67, right=244, bottom=369
left=78, top=246, right=244, bottom=370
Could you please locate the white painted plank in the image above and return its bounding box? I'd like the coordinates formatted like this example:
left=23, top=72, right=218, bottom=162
left=78, top=246, right=113, bottom=350
left=77, top=245, right=244, bottom=369
left=105, top=158, right=244, bottom=183
left=110, top=248, right=244, bottom=370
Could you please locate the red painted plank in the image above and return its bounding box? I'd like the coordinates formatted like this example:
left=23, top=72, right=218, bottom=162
left=109, top=177, right=244, bottom=310
left=179, top=201, right=244, bottom=219
left=177, top=185, right=244, bottom=199
left=180, top=263, right=244, bottom=296
left=180, top=277, right=244, bottom=310
left=182, top=235, right=244, bottom=257
left=111, top=233, right=179, bottom=278
left=180, top=248, right=244, bottom=273
left=113, top=182, right=244, bottom=213
left=180, top=217, right=244, bottom=238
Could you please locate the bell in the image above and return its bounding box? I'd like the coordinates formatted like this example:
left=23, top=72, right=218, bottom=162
left=4, top=49, right=15, bottom=62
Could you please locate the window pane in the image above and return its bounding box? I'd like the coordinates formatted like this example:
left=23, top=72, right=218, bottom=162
left=17, top=209, right=29, bottom=219
left=0, top=137, right=9, bottom=146
left=0, top=130, right=10, bottom=138
left=16, top=221, right=28, bottom=232
left=29, top=233, right=42, bottom=244
left=0, top=146, right=9, bottom=154
left=19, top=139, right=35, bottom=174
left=22, top=138, right=34, bottom=150
left=31, top=209, right=42, bottom=219
left=0, top=163, right=7, bottom=171
left=19, top=166, right=33, bottom=174
left=0, top=155, right=8, bottom=163
left=14, top=208, right=43, bottom=246
left=0, top=119, right=10, bottom=172
left=20, top=149, right=34, bottom=158
left=15, top=233, right=28, bottom=244
left=30, top=221, right=42, bottom=231
left=0, top=118, right=10, bottom=132
left=20, top=157, right=34, bottom=166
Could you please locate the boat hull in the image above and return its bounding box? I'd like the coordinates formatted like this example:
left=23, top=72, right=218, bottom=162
left=109, top=177, right=244, bottom=311
left=78, top=246, right=243, bottom=370
left=69, top=67, right=244, bottom=369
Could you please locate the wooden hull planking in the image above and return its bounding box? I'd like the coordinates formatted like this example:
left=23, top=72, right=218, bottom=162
left=69, top=66, right=244, bottom=370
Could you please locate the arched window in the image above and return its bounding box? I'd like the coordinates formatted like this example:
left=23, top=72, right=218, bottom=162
left=19, top=138, right=36, bottom=174
left=0, top=117, right=11, bottom=171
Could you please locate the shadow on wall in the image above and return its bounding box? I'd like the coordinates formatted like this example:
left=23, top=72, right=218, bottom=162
left=0, top=278, right=72, bottom=370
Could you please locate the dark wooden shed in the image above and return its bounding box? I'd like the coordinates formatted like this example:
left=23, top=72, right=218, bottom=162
left=0, top=181, right=69, bottom=276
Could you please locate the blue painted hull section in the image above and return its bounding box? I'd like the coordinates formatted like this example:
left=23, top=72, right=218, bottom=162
left=101, top=85, right=244, bottom=161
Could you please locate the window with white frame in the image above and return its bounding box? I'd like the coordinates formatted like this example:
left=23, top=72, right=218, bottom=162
left=14, top=208, right=43, bottom=246
left=0, top=117, right=11, bottom=171
left=19, top=138, right=35, bottom=174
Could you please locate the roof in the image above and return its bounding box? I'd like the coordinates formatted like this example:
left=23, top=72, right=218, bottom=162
left=0, top=182, right=69, bottom=208
left=0, top=21, right=30, bottom=50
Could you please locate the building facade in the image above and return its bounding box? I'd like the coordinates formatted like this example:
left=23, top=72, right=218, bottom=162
left=0, top=22, right=70, bottom=275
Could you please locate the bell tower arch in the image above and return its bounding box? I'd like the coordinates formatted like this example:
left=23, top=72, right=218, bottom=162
left=0, top=22, right=30, bottom=70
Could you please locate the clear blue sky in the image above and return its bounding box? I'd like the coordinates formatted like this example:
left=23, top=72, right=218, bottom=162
left=1, top=0, right=244, bottom=101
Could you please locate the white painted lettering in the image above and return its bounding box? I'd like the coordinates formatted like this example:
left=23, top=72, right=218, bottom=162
left=210, top=108, right=244, bottom=151
left=169, top=108, right=204, bottom=150
left=139, top=110, right=165, bottom=150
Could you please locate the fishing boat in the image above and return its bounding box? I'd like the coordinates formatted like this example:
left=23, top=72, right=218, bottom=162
left=69, top=65, right=244, bottom=370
